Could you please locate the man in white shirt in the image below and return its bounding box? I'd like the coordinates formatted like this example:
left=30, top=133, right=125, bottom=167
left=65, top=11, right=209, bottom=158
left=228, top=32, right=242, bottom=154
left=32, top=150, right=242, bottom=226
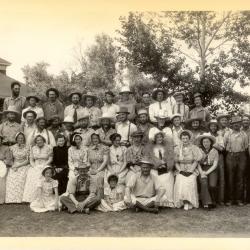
left=64, top=92, right=85, bottom=124
left=148, top=88, right=176, bottom=124
left=22, top=110, right=37, bottom=146
left=115, top=107, right=137, bottom=147
left=101, top=91, right=119, bottom=120
left=172, top=91, right=189, bottom=122
left=21, top=94, right=44, bottom=123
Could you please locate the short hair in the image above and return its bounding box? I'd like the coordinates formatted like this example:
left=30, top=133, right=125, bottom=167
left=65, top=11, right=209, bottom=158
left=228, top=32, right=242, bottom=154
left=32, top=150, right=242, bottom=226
left=34, top=135, right=46, bottom=144
left=107, top=175, right=118, bottom=184
left=42, top=167, right=55, bottom=177
left=56, top=133, right=66, bottom=142
left=11, top=81, right=21, bottom=89
left=110, top=133, right=121, bottom=143
left=91, top=133, right=100, bottom=141
left=180, top=131, right=191, bottom=139
left=201, top=137, right=214, bottom=147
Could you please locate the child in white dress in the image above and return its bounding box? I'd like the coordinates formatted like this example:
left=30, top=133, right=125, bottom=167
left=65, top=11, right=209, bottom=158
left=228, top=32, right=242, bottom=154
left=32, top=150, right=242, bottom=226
left=30, top=167, right=59, bottom=213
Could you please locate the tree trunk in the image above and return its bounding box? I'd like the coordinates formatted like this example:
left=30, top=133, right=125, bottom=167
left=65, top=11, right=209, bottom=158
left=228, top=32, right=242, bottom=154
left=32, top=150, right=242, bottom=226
left=200, top=16, right=206, bottom=85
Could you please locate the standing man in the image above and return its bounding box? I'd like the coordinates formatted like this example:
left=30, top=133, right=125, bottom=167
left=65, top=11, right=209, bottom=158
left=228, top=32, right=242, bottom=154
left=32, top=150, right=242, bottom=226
left=172, top=91, right=189, bottom=122
left=82, top=92, right=102, bottom=129
left=148, top=88, right=175, bottom=124
left=3, top=81, right=26, bottom=114
left=21, top=94, right=44, bottom=123
left=0, top=106, right=23, bottom=146
left=43, top=88, right=64, bottom=122
left=135, top=92, right=152, bottom=115
left=117, top=86, right=136, bottom=121
left=101, top=91, right=119, bottom=120
left=22, top=110, right=37, bottom=146
left=115, top=107, right=137, bottom=147
left=64, top=91, right=84, bottom=124
left=224, top=116, right=249, bottom=206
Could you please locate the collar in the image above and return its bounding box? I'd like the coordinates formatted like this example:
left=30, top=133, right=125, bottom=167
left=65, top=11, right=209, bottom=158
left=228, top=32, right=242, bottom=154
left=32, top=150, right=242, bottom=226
left=72, top=104, right=80, bottom=108
left=10, top=95, right=21, bottom=100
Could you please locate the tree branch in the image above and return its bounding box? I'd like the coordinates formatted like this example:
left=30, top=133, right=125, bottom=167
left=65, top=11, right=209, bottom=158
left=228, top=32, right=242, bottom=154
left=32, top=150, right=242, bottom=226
left=175, top=47, right=200, bottom=64
left=205, top=38, right=231, bottom=57
left=196, top=15, right=202, bottom=57
left=204, top=12, right=231, bottom=54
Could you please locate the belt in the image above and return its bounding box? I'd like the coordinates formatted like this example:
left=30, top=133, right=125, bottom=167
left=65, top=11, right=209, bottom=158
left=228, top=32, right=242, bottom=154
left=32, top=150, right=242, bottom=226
left=2, top=142, right=15, bottom=146
left=228, top=151, right=245, bottom=154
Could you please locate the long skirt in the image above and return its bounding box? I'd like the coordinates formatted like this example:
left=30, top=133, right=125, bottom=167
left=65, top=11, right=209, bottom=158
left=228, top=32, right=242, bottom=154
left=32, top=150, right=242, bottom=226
left=0, top=176, right=6, bottom=204
left=151, top=170, right=175, bottom=207
left=96, top=199, right=127, bottom=212
left=5, top=165, right=29, bottom=203
left=22, top=165, right=49, bottom=203
left=30, top=194, right=57, bottom=213
left=174, top=173, right=199, bottom=208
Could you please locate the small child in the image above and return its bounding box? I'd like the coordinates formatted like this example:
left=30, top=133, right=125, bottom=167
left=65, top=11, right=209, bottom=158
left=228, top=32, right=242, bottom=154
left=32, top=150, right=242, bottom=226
left=97, top=174, right=127, bottom=212
left=30, top=167, right=59, bottom=213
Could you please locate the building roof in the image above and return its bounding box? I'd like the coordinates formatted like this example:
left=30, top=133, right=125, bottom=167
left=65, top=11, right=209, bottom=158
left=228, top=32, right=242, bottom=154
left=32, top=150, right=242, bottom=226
left=0, top=57, right=11, bottom=66
left=0, top=73, right=31, bottom=98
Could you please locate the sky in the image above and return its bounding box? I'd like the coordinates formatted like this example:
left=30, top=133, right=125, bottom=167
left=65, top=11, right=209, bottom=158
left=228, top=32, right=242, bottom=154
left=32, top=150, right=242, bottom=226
left=0, top=0, right=249, bottom=89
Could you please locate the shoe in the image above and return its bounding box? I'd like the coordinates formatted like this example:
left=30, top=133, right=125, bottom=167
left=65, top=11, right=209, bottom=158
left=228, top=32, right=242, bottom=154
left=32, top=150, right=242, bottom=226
left=236, top=201, right=244, bottom=206
left=225, top=201, right=232, bottom=206
left=184, top=204, right=189, bottom=211
left=203, top=205, right=209, bottom=210
left=84, top=208, right=90, bottom=214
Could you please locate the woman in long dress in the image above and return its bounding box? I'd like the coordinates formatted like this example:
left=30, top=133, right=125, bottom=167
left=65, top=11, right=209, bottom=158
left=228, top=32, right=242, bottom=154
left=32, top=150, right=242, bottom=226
left=22, top=135, right=53, bottom=202
left=30, top=167, right=59, bottom=213
left=5, top=132, right=30, bottom=203
left=145, top=129, right=175, bottom=208
left=174, top=130, right=202, bottom=210
left=104, top=133, right=127, bottom=193
left=0, top=135, right=12, bottom=204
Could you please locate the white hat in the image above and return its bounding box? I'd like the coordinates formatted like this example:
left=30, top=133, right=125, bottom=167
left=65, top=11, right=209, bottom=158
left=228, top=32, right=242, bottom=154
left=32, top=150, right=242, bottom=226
left=0, top=160, right=7, bottom=178
left=119, top=86, right=132, bottom=94
left=99, top=113, right=114, bottom=122
left=63, top=116, right=74, bottom=124
left=170, top=113, right=182, bottom=121
left=196, top=132, right=216, bottom=145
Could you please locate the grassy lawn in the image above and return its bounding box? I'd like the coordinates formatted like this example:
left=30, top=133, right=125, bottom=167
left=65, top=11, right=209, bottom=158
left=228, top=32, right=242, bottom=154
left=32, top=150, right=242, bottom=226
left=1, top=204, right=250, bottom=237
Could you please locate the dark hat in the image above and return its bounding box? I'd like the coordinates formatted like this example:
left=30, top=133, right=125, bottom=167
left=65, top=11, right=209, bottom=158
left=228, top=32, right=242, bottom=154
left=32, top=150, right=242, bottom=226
left=49, top=115, right=61, bottom=123
left=193, top=92, right=202, bottom=98
left=185, top=116, right=203, bottom=125
left=116, top=106, right=130, bottom=114
left=26, top=94, right=40, bottom=102
left=152, top=88, right=166, bottom=101
left=46, top=88, right=59, bottom=98
left=131, top=131, right=144, bottom=138
left=69, top=91, right=82, bottom=100
left=105, top=91, right=115, bottom=97
left=23, top=110, right=37, bottom=119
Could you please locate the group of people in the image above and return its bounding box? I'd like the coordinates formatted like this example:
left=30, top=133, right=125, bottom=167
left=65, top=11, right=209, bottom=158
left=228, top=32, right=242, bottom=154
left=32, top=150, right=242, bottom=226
left=0, top=81, right=250, bottom=214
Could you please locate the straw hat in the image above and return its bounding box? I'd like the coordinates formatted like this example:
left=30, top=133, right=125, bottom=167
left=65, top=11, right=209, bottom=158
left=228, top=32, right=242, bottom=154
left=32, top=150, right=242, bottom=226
left=68, top=91, right=82, bottom=101
left=216, top=113, right=230, bottom=121
left=77, top=113, right=90, bottom=121
left=119, top=86, right=132, bottom=94
left=82, top=91, right=97, bottom=102
left=170, top=113, right=182, bottom=121
left=152, top=88, right=166, bottom=101
left=46, top=88, right=59, bottom=98
left=99, top=113, right=113, bottom=122
left=185, top=116, right=203, bottom=125
left=193, top=92, right=202, bottom=98
left=26, top=94, right=40, bottom=102
left=116, top=106, right=130, bottom=114
left=231, top=116, right=242, bottom=124
left=3, top=106, right=20, bottom=116
left=62, top=116, right=74, bottom=124
left=137, top=158, right=154, bottom=167
left=208, top=119, right=219, bottom=126
left=197, top=133, right=216, bottom=145
left=23, top=110, right=37, bottom=119
left=137, top=109, right=148, bottom=116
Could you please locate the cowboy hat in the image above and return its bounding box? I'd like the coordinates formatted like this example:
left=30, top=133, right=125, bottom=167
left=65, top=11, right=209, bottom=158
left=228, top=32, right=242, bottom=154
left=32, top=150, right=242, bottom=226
left=193, top=92, right=202, bottom=98
left=170, top=113, right=182, bottom=121
left=216, top=113, right=230, bottom=121
left=105, top=90, right=115, bottom=97
left=3, top=106, right=20, bottom=116
left=137, top=109, right=148, bottom=116
left=178, top=129, right=193, bottom=140
left=119, top=86, right=132, bottom=94
left=68, top=91, right=82, bottom=100
left=49, top=115, right=61, bottom=123
left=23, top=110, right=37, bottom=119
left=152, top=88, right=166, bottom=101
left=131, top=131, right=144, bottom=138
left=82, top=91, right=97, bottom=103
left=116, top=106, right=130, bottom=114
left=77, top=113, right=90, bottom=121
left=197, top=133, right=216, bottom=145
left=231, top=116, right=242, bottom=124
left=185, top=116, right=203, bottom=125
left=36, top=116, right=46, bottom=123
left=173, top=91, right=185, bottom=98
left=26, top=94, right=40, bottom=102
left=46, top=88, right=59, bottom=98
left=138, top=158, right=154, bottom=167
left=208, top=119, right=219, bottom=126
left=62, top=116, right=74, bottom=124
left=99, top=113, right=114, bottom=122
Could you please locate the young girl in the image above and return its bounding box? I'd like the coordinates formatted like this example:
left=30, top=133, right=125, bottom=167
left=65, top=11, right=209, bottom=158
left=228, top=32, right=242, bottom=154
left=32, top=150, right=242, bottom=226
left=30, top=167, right=59, bottom=213
left=97, top=174, right=127, bottom=212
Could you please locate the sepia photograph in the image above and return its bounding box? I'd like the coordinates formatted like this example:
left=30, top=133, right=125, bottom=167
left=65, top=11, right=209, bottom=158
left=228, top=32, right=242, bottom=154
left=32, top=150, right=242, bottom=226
left=0, top=0, right=250, bottom=245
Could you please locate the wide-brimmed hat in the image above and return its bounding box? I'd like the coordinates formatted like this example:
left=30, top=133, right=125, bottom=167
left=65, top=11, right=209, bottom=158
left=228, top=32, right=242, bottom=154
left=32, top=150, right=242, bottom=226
left=208, top=119, right=219, bottom=126
left=62, top=116, right=74, bottom=124
left=105, top=90, right=115, bottom=97
left=197, top=133, right=216, bottom=145
left=193, top=92, right=202, bottom=98
left=36, top=116, right=46, bottom=123
left=178, top=129, right=193, bottom=140
left=152, top=88, right=166, bottom=101
left=82, top=91, right=97, bottom=103
left=26, top=94, right=40, bottom=102
left=99, top=113, right=113, bottom=122
left=116, top=106, right=130, bottom=114
left=137, top=109, right=148, bottom=116
left=216, top=113, right=230, bottom=121
left=170, top=113, right=182, bottom=121
left=185, top=116, right=203, bottom=125
left=131, top=131, right=144, bottom=138
left=119, top=86, right=132, bottom=94
left=138, top=158, right=154, bottom=167
left=46, top=88, right=59, bottom=98
left=173, top=91, right=185, bottom=98
left=68, top=91, right=82, bottom=100
left=3, top=106, right=20, bottom=116
left=242, top=115, right=250, bottom=121
left=23, top=110, right=37, bottom=119
left=231, top=116, right=242, bottom=124
left=77, top=113, right=89, bottom=121
left=49, top=115, right=61, bottom=123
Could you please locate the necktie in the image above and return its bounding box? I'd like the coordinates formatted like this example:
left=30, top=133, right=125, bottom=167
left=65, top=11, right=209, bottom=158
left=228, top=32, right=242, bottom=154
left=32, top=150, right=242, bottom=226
left=73, top=107, right=77, bottom=123
left=159, top=150, right=163, bottom=160
left=177, top=104, right=181, bottom=114
left=159, top=102, right=162, bottom=109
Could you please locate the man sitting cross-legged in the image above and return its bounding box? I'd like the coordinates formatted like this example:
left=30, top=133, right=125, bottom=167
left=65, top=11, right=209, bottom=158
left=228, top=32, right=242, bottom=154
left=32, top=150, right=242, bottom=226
left=124, top=158, right=165, bottom=214
left=60, top=166, right=102, bottom=214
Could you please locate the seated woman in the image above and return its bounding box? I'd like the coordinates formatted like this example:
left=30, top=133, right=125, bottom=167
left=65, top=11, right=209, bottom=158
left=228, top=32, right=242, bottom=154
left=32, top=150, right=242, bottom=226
left=60, top=165, right=102, bottom=214
left=23, top=135, right=53, bottom=203
left=68, top=133, right=88, bottom=180
left=0, top=134, right=12, bottom=204
left=97, top=174, right=127, bottom=212
left=104, top=133, right=127, bottom=193
left=125, top=131, right=145, bottom=182
left=30, top=167, right=59, bottom=213
left=145, top=129, right=175, bottom=208
left=6, top=132, right=30, bottom=203
left=88, top=133, right=109, bottom=188
left=52, top=134, right=69, bottom=195
left=197, top=133, right=219, bottom=209
left=174, top=130, right=202, bottom=210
